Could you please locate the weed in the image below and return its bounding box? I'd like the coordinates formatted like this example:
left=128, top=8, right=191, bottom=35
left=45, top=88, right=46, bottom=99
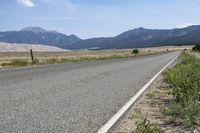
left=46, top=58, right=59, bottom=64
left=135, top=118, right=161, bottom=133
left=146, top=92, right=156, bottom=98
left=32, top=58, right=40, bottom=65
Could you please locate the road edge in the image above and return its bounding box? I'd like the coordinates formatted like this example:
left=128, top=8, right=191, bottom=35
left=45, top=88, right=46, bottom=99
left=97, top=53, right=180, bottom=133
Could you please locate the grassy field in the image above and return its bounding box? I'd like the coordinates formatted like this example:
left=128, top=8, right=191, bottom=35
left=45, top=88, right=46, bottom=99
left=0, top=45, right=193, bottom=68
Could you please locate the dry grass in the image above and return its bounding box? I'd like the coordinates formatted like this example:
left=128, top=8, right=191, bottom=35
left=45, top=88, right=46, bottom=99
left=0, top=45, right=193, bottom=68
left=187, top=50, right=200, bottom=59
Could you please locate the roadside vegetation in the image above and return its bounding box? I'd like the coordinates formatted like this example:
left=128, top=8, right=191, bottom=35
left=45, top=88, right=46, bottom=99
left=0, top=47, right=180, bottom=68
left=1, top=55, right=135, bottom=68
left=1, top=59, right=29, bottom=67
left=135, top=118, right=160, bottom=133
left=141, top=52, right=200, bottom=131
left=165, top=52, right=200, bottom=126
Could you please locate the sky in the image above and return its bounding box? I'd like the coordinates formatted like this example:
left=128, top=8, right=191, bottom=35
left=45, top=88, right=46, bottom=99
left=0, top=0, right=200, bottom=39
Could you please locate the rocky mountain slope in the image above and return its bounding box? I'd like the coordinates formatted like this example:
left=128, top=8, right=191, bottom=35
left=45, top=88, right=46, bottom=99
left=0, top=27, right=81, bottom=49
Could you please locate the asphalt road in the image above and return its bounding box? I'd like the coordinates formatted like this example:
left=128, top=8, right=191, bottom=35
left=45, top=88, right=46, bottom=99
left=0, top=51, right=180, bottom=133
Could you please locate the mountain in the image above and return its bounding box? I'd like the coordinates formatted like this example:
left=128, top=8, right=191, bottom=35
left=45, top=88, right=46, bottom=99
left=0, top=27, right=81, bottom=48
left=1, top=25, right=200, bottom=50
left=66, top=25, right=200, bottom=50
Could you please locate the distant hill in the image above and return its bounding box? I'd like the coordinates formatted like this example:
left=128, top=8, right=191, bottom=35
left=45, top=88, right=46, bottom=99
left=0, top=27, right=81, bottom=49
left=66, top=25, right=200, bottom=50
left=0, top=42, right=68, bottom=52
left=1, top=25, right=200, bottom=50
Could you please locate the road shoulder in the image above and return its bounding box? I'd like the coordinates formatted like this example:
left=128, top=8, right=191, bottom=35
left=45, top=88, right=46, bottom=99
left=112, top=54, right=200, bottom=132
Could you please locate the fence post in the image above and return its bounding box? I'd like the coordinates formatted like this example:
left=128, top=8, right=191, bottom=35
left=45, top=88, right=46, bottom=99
left=30, top=49, right=34, bottom=63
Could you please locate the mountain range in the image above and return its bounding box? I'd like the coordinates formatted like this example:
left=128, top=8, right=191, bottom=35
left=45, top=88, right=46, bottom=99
left=0, top=27, right=81, bottom=49
left=0, top=26, right=200, bottom=50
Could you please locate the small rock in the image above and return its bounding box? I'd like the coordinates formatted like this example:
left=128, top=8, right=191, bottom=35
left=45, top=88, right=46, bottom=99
left=193, top=129, right=199, bottom=133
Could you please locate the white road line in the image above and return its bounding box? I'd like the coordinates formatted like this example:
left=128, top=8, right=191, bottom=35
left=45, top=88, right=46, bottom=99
left=97, top=54, right=180, bottom=133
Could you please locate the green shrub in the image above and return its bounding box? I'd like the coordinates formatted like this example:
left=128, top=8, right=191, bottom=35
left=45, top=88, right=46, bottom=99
left=132, top=49, right=139, bottom=54
left=192, top=45, right=200, bottom=52
left=135, top=118, right=160, bottom=133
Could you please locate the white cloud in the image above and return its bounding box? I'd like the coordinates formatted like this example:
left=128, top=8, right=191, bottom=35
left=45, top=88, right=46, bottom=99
left=17, top=0, right=34, bottom=7
left=176, top=23, right=196, bottom=28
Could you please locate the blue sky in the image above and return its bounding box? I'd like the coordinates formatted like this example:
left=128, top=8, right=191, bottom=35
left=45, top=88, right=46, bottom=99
left=1, top=0, right=200, bottom=39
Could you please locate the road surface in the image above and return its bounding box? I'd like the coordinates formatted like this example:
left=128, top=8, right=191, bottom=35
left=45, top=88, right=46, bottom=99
left=0, top=51, right=180, bottom=133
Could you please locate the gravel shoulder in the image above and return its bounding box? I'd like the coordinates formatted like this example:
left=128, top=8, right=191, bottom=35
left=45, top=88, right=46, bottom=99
left=112, top=57, right=200, bottom=133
